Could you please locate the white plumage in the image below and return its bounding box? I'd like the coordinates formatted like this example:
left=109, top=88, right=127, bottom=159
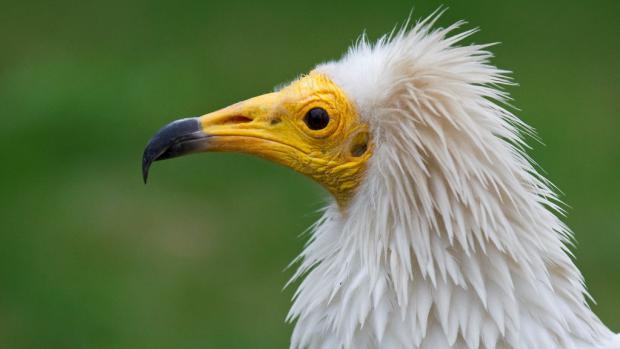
left=286, top=12, right=619, bottom=349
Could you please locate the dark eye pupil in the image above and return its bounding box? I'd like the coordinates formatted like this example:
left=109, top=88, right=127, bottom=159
left=304, top=108, right=330, bottom=130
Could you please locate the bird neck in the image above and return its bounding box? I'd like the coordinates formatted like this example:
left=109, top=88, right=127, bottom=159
left=288, top=160, right=614, bottom=348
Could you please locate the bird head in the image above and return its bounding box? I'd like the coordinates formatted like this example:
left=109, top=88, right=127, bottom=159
left=143, top=14, right=515, bottom=216
left=143, top=72, right=373, bottom=206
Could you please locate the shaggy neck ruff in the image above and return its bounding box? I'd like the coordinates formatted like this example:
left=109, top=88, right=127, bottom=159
left=286, top=14, right=616, bottom=349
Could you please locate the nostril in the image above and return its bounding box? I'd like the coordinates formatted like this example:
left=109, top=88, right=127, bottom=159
left=223, top=115, right=252, bottom=124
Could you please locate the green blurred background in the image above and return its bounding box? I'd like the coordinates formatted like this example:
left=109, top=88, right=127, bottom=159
left=1, top=0, right=618, bottom=348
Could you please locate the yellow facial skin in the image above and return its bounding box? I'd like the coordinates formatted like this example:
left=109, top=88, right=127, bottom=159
left=196, top=73, right=372, bottom=206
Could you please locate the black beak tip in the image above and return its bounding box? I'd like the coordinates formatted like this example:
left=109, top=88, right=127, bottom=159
left=141, top=117, right=203, bottom=185
left=142, top=144, right=158, bottom=184
left=142, top=155, right=151, bottom=184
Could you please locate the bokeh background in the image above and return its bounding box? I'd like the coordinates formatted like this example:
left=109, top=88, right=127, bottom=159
left=1, top=0, right=619, bottom=348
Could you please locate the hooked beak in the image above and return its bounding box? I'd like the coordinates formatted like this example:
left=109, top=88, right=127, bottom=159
left=142, top=92, right=298, bottom=183
left=141, top=117, right=206, bottom=183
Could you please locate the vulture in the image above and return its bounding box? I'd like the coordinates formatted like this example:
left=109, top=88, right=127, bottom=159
left=142, top=11, right=620, bottom=349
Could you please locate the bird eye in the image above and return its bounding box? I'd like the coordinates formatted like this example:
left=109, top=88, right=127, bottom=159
left=304, top=108, right=330, bottom=130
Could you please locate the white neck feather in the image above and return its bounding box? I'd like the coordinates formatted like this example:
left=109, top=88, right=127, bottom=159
left=286, top=13, right=616, bottom=349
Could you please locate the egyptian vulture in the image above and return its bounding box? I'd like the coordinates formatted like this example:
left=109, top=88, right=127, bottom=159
left=142, top=11, right=620, bottom=349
